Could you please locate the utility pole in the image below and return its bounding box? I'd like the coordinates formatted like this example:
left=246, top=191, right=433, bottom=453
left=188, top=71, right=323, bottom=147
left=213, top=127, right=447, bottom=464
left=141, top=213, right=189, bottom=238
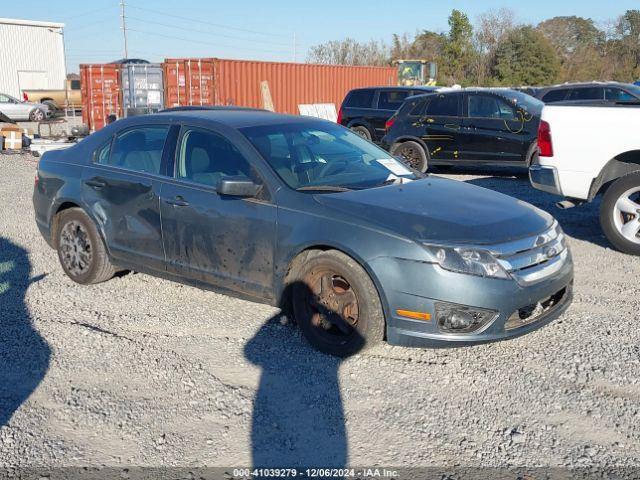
left=293, top=32, right=297, bottom=63
left=120, top=0, right=128, bottom=59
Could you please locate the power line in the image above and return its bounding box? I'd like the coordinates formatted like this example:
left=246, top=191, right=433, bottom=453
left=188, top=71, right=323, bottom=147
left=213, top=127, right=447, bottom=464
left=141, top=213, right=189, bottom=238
left=125, top=15, right=292, bottom=47
left=126, top=27, right=293, bottom=55
left=126, top=4, right=290, bottom=39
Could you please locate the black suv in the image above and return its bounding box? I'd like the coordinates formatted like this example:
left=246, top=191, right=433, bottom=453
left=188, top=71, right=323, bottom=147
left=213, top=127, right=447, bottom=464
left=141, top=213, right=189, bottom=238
left=536, top=82, right=640, bottom=105
left=338, top=86, right=439, bottom=142
left=381, top=89, right=543, bottom=172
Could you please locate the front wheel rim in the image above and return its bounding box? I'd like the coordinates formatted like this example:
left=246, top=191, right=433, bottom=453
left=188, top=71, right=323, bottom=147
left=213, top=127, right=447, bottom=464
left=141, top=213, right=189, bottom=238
left=59, top=220, right=93, bottom=276
left=398, top=145, right=424, bottom=170
left=612, top=186, right=640, bottom=244
left=302, top=269, right=360, bottom=345
left=33, top=110, right=44, bottom=121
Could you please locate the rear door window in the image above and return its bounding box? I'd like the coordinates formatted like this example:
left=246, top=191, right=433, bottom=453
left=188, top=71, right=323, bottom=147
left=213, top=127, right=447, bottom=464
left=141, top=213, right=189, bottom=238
left=605, top=87, right=637, bottom=102
left=425, top=94, right=460, bottom=117
left=567, top=87, right=603, bottom=101
left=98, top=126, right=170, bottom=175
left=344, top=89, right=375, bottom=108
left=542, top=89, right=569, bottom=103
left=377, top=90, right=410, bottom=110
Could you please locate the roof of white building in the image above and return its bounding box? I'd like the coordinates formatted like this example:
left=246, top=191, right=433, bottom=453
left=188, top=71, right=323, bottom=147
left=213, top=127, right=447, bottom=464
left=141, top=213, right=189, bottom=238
left=0, top=17, right=64, bottom=29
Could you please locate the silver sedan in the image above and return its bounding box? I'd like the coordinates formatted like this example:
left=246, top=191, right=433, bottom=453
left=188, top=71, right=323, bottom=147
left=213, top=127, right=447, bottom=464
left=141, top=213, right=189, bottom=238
left=0, top=93, right=50, bottom=121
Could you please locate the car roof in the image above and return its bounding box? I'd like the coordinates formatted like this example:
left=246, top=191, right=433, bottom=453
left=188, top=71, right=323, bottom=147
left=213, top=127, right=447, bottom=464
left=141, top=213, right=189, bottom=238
left=540, top=81, right=631, bottom=91
left=154, top=107, right=320, bottom=128
left=348, top=86, right=438, bottom=92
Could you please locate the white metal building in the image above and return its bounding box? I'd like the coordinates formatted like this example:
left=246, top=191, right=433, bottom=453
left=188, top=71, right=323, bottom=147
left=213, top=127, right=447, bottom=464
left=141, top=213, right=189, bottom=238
left=0, top=17, right=66, bottom=98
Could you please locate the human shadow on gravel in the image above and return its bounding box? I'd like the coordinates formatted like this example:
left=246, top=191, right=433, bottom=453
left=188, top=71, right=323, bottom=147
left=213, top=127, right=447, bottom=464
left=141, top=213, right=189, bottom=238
left=245, top=283, right=356, bottom=471
left=0, top=237, right=50, bottom=427
left=436, top=166, right=610, bottom=249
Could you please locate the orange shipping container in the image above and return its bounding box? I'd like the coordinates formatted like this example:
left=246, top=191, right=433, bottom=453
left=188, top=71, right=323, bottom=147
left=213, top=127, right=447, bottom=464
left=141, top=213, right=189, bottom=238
left=163, top=58, right=397, bottom=114
left=80, top=64, right=123, bottom=131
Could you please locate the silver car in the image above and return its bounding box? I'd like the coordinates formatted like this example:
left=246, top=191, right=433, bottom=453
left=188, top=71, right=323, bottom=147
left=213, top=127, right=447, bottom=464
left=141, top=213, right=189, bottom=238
left=0, top=93, right=50, bottom=121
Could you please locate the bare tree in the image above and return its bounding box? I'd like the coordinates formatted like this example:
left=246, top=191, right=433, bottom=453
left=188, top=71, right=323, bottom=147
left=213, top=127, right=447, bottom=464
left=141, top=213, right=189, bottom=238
left=473, top=8, right=517, bottom=85
left=307, top=38, right=391, bottom=66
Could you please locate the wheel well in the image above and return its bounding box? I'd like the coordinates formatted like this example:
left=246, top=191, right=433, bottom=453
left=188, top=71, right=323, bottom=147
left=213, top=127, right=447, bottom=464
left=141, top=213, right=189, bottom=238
left=390, top=137, right=429, bottom=154
left=40, top=97, right=55, bottom=103
left=589, top=151, right=640, bottom=200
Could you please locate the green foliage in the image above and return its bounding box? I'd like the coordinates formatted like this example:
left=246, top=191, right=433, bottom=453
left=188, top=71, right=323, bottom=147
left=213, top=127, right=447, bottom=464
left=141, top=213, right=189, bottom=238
left=307, top=8, right=640, bottom=86
left=493, top=27, right=560, bottom=85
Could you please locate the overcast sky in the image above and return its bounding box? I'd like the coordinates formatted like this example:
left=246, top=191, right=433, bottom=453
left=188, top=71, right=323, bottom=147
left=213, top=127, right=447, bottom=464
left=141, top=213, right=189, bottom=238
left=4, top=0, right=639, bottom=73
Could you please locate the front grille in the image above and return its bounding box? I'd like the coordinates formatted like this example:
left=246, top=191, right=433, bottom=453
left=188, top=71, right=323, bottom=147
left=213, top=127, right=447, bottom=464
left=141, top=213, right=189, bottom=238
left=505, top=285, right=569, bottom=331
left=487, top=221, right=569, bottom=286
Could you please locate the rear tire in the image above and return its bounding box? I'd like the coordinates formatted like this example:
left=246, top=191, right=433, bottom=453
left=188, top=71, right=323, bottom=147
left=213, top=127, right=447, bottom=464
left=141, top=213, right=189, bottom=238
left=56, top=208, right=116, bottom=284
left=391, top=141, right=429, bottom=173
left=29, top=108, right=45, bottom=122
left=289, top=250, right=385, bottom=357
left=599, top=172, right=640, bottom=255
left=350, top=126, right=372, bottom=141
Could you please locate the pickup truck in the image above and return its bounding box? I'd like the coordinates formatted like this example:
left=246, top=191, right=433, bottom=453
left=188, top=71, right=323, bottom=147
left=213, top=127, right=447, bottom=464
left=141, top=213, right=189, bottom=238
left=529, top=103, right=640, bottom=255
left=22, top=78, right=81, bottom=111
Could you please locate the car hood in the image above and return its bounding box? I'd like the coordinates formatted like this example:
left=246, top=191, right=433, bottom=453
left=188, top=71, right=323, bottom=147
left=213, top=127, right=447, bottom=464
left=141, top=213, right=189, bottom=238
left=315, top=177, right=553, bottom=245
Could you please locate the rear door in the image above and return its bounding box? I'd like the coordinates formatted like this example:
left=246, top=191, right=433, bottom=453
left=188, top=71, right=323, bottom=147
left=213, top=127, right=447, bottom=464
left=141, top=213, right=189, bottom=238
left=372, top=89, right=412, bottom=140
left=81, top=124, right=173, bottom=272
left=414, top=93, right=463, bottom=162
left=460, top=93, right=528, bottom=165
left=160, top=125, right=277, bottom=300
left=340, top=88, right=376, bottom=133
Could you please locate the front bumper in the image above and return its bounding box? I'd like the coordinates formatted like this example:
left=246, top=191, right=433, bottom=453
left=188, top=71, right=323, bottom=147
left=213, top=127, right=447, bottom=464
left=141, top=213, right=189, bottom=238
left=370, top=249, right=574, bottom=348
left=529, top=165, right=562, bottom=196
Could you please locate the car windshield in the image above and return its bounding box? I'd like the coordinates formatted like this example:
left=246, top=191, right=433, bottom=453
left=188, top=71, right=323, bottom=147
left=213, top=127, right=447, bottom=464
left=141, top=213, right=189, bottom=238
left=497, top=90, right=544, bottom=116
left=623, top=84, right=640, bottom=99
left=240, top=121, right=421, bottom=191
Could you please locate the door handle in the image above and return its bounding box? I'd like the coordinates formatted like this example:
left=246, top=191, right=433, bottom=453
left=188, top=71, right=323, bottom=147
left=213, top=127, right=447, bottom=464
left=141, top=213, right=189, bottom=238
left=85, top=179, right=106, bottom=189
left=165, top=196, right=189, bottom=207
left=444, top=124, right=461, bottom=130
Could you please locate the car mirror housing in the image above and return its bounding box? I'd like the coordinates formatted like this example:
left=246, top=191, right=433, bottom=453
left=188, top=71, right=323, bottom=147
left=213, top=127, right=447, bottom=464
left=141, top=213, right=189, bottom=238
left=216, top=175, right=261, bottom=197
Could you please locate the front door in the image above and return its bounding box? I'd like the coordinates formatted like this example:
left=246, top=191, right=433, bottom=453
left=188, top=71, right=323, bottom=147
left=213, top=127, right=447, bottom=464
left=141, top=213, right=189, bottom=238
left=81, top=125, right=171, bottom=271
left=460, top=93, right=528, bottom=165
left=160, top=126, right=276, bottom=301
left=0, top=94, right=26, bottom=120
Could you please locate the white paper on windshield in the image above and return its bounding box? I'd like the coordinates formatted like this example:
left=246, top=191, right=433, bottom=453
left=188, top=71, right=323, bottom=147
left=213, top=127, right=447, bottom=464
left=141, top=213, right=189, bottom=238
left=377, top=158, right=412, bottom=176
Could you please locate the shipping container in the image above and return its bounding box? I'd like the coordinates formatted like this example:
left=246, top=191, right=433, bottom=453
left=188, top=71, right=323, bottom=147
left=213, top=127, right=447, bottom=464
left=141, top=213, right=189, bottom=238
left=121, top=63, right=165, bottom=117
left=80, top=64, right=122, bottom=131
left=163, top=58, right=398, bottom=114
left=163, top=58, right=215, bottom=107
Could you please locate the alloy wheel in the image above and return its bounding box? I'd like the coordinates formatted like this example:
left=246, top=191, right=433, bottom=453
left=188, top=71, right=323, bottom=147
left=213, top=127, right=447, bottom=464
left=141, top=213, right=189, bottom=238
left=59, top=220, right=93, bottom=276
left=613, top=187, right=640, bottom=244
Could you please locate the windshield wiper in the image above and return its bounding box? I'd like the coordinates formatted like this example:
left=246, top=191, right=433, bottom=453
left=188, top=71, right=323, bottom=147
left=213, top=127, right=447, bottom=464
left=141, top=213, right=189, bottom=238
left=296, top=185, right=352, bottom=192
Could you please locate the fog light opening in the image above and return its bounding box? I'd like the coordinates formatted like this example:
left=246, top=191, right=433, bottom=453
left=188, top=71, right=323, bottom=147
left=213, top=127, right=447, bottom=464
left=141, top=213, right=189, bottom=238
left=435, top=302, right=497, bottom=334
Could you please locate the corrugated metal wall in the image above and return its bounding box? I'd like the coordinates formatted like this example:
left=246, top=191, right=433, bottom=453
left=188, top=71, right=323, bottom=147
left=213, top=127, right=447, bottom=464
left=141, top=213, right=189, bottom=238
left=80, top=64, right=122, bottom=131
left=0, top=20, right=66, bottom=98
left=164, top=58, right=398, bottom=113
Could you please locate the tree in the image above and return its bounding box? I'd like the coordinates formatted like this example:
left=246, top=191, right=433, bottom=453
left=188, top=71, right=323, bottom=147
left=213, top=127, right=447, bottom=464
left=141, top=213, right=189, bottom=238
left=492, top=26, right=561, bottom=85
left=473, top=8, right=517, bottom=85
left=306, top=38, right=391, bottom=66
left=537, top=16, right=604, bottom=81
left=617, top=10, right=640, bottom=78
left=441, top=9, right=475, bottom=84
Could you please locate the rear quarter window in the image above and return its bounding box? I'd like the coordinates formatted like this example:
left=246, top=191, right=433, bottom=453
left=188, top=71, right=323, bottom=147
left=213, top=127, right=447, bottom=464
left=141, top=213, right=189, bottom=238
left=542, top=89, right=569, bottom=103
left=343, top=89, right=375, bottom=108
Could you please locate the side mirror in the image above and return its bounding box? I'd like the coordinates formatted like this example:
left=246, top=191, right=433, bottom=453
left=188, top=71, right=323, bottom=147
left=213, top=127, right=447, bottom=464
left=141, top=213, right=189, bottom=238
left=216, top=175, right=261, bottom=197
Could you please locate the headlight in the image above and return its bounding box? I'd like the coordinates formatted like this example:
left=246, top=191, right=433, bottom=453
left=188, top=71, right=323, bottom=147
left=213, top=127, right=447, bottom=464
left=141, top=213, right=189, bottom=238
left=423, top=245, right=510, bottom=279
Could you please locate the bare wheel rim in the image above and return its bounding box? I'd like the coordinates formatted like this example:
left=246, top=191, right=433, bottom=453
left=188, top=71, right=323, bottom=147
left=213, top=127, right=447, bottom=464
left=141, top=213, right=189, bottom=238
left=352, top=127, right=368, bottom=139
left=59, top=220, right=93, bottom=276
left=613, top=186, right=640, bottom=244
left=302, top=268, right=360, bottom=345
left=398, top=145, right=423, bottom=170
left=32, top=110, right=44, bottom=121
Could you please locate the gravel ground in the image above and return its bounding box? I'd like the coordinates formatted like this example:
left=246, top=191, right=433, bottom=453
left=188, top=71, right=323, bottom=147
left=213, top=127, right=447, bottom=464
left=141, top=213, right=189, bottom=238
left=1, top=155, right=639, bottom=471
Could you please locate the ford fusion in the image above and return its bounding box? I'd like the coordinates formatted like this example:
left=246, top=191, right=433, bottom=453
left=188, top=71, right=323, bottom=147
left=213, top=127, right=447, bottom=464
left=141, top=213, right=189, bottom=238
left=33, top=108, right=573, bottom=356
